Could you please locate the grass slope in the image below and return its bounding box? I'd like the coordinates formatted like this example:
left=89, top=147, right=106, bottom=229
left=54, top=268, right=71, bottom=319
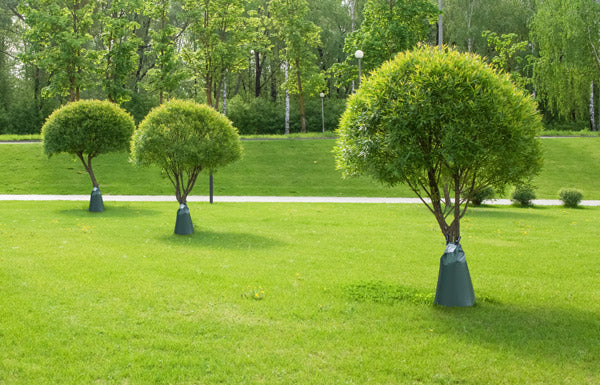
left=0, top=201, right=598, bottom=384
left=0, top=138, right=598, bottom=198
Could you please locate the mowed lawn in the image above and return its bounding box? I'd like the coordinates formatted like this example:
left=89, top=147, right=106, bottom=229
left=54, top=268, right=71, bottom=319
left=0, top=137, right=599, bottom=199
left=1, top=201, right=599, bottom=384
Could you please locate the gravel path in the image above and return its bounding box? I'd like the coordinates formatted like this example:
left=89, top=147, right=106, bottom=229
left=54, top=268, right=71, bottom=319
left=1, top=194, right=599, bottom=206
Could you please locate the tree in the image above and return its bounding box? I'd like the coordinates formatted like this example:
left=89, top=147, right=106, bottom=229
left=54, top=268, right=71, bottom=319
left=97, top=0, right=143, bottom=103
left=183, top=0, right=249, bottom=108
left=131, top=99, right=242, bottom=234
left=271, top=0, right=324, bottom=132
left=145, top=0, right=185, bottom=104
left=335, top=46, right=543, bottom=306
left=443, top=0, right=534, bottom=55
left=330, top=0, right=438, bottom=89
left=42, top=100, right=135, bottom=211
left=530, top=0, right=600, bottom=127
left=20, top=0, right=97, bottom=101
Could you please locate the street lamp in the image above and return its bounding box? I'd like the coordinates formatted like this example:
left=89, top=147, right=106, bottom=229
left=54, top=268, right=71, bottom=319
left=319, top=92, right=325, bottom=133
left=354, top=49, right=364, bottom=87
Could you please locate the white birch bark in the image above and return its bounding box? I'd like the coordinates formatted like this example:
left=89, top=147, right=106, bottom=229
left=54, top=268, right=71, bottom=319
left=590, top=82, right=595, bottom=131
left=285, top=61, right=290, bottom=135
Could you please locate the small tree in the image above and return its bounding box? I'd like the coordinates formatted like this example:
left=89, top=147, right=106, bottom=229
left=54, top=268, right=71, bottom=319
left=42, top=100, right=135, bottom=212
left=131, top=99, right=242, bottom=235
left=335, top=46, right=543, bottom=306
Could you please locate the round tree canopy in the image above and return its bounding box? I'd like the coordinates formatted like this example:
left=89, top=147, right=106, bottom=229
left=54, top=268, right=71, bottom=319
left=42, top=100, right=135, bottom=157
left=131, top=99, right=242, bottom=173
left=335, top=45, right=543, bottom=242
left=335, top=45, right=543, bottom=193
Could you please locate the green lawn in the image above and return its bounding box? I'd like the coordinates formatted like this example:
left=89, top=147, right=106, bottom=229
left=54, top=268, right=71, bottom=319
left=0, top=201, right=598, bottom=384
left=1, top=137, right=599, bottom=199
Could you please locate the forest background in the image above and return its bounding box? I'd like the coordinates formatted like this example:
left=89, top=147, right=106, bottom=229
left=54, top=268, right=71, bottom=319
left=0, top=0, right=599, bottom=135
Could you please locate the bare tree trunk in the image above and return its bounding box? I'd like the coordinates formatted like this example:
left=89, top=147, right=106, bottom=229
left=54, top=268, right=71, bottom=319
left=255, top=51, right=262, bottom=97
left=295, top=57, right=306, bottom=133
left=590, top=82, right=596, bottom=131
left=285, top=61, right=290, bottom=135
left=222, top=72, right=227, bottom=114
left=77, top=153, right=99, bottom=188
left=438, top=0, right=442, bottom=49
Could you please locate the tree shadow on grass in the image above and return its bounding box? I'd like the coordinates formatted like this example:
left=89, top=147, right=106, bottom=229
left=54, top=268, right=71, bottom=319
left=432, top=301, right=600, bottom=373
left=157, top=229, right=283, bottom=250
left=346, top=281, right=600, bottom=371
left=56, top=204, right=162, bottom=218
left=467, top=206, right=552, bottom=220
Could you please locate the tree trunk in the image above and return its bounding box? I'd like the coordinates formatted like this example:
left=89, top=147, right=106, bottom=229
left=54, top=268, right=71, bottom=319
left=222, top=74, right=227, bottom=114
left=285, top=61, right=290, bottom=135
left=255, top=51, right=262, bottom=97
left=437, top=0, right=442, bottom=49
left=295, top=57, right=306, bottom=133
left=206, top=74, right=213, bottom=107
left=590, top=82, right=595, bottom=131
left=77, top=153, right=99, bottom=188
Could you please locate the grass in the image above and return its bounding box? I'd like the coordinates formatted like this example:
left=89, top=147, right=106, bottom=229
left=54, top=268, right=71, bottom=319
left=1, top=137, right=599, bottom=199
left=0, top=201, right=598, bottom=384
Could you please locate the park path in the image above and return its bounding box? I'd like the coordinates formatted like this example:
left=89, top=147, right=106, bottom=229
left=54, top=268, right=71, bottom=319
left=1, top=194, right=599, bottom=206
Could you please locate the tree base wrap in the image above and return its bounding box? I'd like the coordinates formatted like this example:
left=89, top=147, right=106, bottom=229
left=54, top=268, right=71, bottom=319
left=89, top=187, right=105, bottom=212
left=174, top=204, right=194, bottom=235
left=434, top=242, right=475, bottom=307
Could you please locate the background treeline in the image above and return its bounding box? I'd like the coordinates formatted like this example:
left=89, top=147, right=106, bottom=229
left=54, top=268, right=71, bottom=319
left=0, top=0, right=599, bottom=135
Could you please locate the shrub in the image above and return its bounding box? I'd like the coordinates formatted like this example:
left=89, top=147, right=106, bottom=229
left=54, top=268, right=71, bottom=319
left=559, top=188, right=583, bottom=208
left=226, top=96, right=346, bottom=135
left=470, top=186, right=495, bottom=206
left=511, top=184, right=536, bottom=206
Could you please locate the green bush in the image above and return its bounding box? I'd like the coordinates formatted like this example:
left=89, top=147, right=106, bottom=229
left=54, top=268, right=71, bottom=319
left=511, top=184, right=536, bottom=207
left=470, top=186, right=495, bottom=206
left=559, top=188, right=583, bottom=208
left=226, top=96, right=346, bottom=135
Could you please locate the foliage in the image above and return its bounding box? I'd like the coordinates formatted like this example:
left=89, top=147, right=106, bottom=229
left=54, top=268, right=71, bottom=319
left=226, top=95, right=346, bottom=134
left=271, top=0, right=325, bottom=132
left=511, top=184, right=536, bottom=207
left=443, top=0, right=534, bottom=54
left=131, top=99, right=242, bottom=203
left=530, top=0, right=600, bottom=122
left=330, top=0, right=438, bottom=88
left=97, top=0, right=144, bottom=103
left=20, top=0, right=97, bottom=101
left=559, top=188, right=583, bottom=208
left=335, top=45, right=543, bottom=241
left=482, top=31, right=533, bottom=90
left=470, top=186, right=495, bottom=206
left=42, top=99, right=135, bottom=187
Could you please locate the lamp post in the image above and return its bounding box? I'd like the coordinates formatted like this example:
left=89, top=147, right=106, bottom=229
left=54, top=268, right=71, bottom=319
left=354, top=49, right=364, bottom=88
left=320, top=92, right=325, bottom=133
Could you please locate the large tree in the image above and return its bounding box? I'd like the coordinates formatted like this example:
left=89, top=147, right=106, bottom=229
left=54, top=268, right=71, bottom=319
left=20, top=0, right=97, bottom=101
left=335, top=46, right=543, bottom=305
left=530, top=0, right=600, bottom=128
left=183, top=0, right=249, bottom=108
left=330, top=0, right=438, bottom=90
left=271, top=0, right=324, bottom=132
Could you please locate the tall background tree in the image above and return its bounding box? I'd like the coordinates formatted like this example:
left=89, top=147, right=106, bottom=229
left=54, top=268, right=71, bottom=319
left=1, top=0, right=598, bottom=134
left=530, top=0, right=600, bottom=130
